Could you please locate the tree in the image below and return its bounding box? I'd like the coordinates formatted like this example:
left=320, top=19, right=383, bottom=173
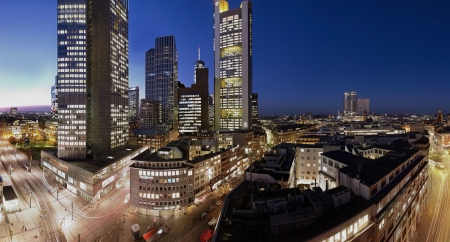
left=8, top=136, right=16, bottom=144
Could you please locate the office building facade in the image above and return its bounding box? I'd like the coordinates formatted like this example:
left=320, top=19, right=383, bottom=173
left=129, top=87, right=139, bottom=120
left=57, top=0, right=129, bottom=160
left=179, top=64, right=209, bottom=134
left=145, top=36, right=179, bottom=130
left=344, top=91, right=357, bottom=116
left=140, top=99, right=159, bottom=129
left=213, top=0, right=253, bottom=130
left=252, top=93, right=258, bottom=124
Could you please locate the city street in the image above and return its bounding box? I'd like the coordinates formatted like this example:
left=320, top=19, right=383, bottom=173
left=0, top=140, right=239, bottom=242
left=416, top=132, right=450, bottom=242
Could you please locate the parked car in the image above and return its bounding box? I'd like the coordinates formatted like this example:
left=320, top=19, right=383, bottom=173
left=206, top=205, right=215, bottom=212
left=208, top=217, right=218, bottom=227
left=215, top=200, right=223, bottom=205
left=199, top=212, right=207, bottom=220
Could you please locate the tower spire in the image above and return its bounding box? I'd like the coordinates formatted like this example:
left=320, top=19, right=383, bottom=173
left=198, top=47, right=201, bottom=60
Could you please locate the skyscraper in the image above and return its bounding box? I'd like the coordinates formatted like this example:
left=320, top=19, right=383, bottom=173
left=343, top=91, right=357, bottom=116
left=145, top=36, right=178, bottom=130
left=252, top=93, right=258, bottom=124
left=57, top=0, right=129, bottom=160
left=129, top=87, right=140, bottom=120
left=357, top=98, right=370, bottom=116
left=213, top=0, right=253, bottom=131
left=194, top=47, right=205, bottom=83
left=51, top=76, right=58, bottom=119
left=179, top=60, right=209, bottom=134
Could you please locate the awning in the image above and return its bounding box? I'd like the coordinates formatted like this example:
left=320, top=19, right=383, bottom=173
left=200, top=229, right=214, bottom=242
left=142, top=228, right=158, bottom=241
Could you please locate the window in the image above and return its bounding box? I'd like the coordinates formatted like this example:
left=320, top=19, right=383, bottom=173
left=370, top=185, right=378, bottom=196
left=379, top=219, right=385, bottom=231
left=381, top=178, right=386, bottom=188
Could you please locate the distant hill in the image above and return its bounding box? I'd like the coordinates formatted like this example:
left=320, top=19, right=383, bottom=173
left=0, top=105, right=51, bottom=113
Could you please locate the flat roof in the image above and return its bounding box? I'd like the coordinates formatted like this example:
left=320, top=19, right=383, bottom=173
left=213, top=181, right=373, bottom=242
left=323, top=148, right=420, bottom=186
left=42, top=145, right=144, bottom=173
left=132, top=149, right=185, bottom=162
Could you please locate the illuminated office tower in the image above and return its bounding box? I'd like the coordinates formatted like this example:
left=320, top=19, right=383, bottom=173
left=213, top=0, right=253, bottom=130
left=57, top=0, right=129, bottom=160
left=343, top=91, right=357, bottom=116
left=252, top=93, right=258, bottom=124
left=194, top=47, right=205, bottom=83
left=129, top=87, right=140, bottom=120
left=51, top=76, right=58, bottom=119
left=179, top=63, right=209, bottom=134
left=145, top=36, right=178, bottom=130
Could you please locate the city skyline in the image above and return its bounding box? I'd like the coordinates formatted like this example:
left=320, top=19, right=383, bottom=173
left=1, top=0, right=450, bottom=115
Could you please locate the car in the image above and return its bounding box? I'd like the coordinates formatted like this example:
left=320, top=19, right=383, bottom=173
left=215, top=200, right=223, bottom=205
left=208, top=217, right=218, bottom=227
left=199, top=212, right=207, bottom=220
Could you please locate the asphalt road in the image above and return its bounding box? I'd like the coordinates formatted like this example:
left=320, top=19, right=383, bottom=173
left=416, top=132, right=450, bottom=242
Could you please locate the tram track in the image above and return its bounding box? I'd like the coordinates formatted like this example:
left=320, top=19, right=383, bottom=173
left=1, top=143, right=64, bottom=242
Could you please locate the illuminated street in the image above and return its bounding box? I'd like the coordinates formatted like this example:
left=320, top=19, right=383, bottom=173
left=416, top=132, right=450, bottom=242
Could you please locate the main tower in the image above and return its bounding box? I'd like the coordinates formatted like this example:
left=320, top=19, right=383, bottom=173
left=213, top=0, right=253, bottom=131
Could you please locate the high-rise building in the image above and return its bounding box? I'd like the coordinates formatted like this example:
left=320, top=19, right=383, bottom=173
left=129, top=87, right=139, bottom=120
left=51, top=82, right=58, bottom=119
left=252, top=93, right=258, bottom=124
left=208, top=94, right=214, bottom=128
left=213, top=0, right=253, bottom=131
left=194, top=47, right=205, bottom=83
left=357, top=98, right=370, bottom=115
left=56, top=0, right=129, bottom=160
left=9, top=107, right=17, bottom=115
left=140, top=99, right=159, bottom=129
left=343, top=91, right=357, bottom=116
left=179, top=63, right=209, bottom=134
left=145, top=36, right=178, bottom=130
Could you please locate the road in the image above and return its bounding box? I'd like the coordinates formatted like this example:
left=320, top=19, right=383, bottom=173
left=0, top=141, right=64, bottom=242
left=0, top=140, right=240, bottom=242
left=416, top=132, right=450, bottom=242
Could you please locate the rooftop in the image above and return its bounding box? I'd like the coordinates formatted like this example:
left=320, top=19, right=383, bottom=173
left=42, top=145, right=144, bottom=173
left=324, top=148, right=420, bottom=186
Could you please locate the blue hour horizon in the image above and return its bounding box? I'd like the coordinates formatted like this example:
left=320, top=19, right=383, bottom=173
left=1, top=0, right=449, bottom=115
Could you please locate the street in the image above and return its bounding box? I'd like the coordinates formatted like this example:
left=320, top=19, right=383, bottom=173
left=416, top=132, right=450, bottom=242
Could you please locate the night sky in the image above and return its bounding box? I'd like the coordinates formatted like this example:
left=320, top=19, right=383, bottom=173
left=0, top=0, right=449, bottom=115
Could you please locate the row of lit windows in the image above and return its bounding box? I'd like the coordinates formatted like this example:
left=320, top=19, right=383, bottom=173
left=65, top=52, right=86, bottom=56
left=58, top=14, right=86, bottom=19
left=59, top=141, right=85, bottom=145
left=58, top=4, right=85, bottom=9
left=59, top=88, right=85, bottom=92
left=58, top=68, right=86, bottom=73
left=65, top=35, right=86, bottom=40
left=58, top=57, right=86, bottom=62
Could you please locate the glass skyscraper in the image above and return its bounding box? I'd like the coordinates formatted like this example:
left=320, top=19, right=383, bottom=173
left=57, top=0, right=129, bottom=160
left=145, top=36, right=179, bottom=130
left=344, top=91, right=358, bottom=116
left=129, top=86, right=140, bottom=120
left=213, top=0, right=253, bottom=130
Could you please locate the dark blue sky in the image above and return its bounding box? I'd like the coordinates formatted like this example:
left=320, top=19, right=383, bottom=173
left=1, top=0, right=449, bottom=115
